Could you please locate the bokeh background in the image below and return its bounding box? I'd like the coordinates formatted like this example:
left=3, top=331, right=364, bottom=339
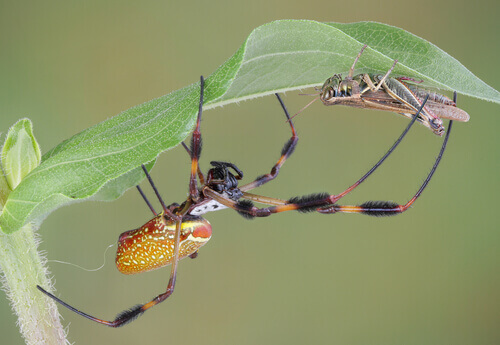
left=1, top=1, right=498, bottom=344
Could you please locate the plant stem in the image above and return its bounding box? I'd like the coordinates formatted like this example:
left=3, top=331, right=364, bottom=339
left=0, top=223, right=68, bottom=345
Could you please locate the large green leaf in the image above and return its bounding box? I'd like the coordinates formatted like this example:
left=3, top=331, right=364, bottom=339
left=1, top=20, right=497, bottom=234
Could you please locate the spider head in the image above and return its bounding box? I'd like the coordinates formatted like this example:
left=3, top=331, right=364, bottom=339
left=206, top=161, right=243, bottom=193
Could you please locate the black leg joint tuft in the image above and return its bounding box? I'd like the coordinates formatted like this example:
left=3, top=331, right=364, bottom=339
left=114, top=305, right=145, bottom=327
left=360, top=201, right=400, bottom=217
left=236, top=200, right=255, bottom=219
left=281, top=137, right=297, bottom=157
left=288, top=193, right=330, bottom=213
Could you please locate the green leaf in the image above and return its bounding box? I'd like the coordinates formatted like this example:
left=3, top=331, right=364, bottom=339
left=212, top=21, right=499, bottom=104
left=1, top=20, right=498, bottom=234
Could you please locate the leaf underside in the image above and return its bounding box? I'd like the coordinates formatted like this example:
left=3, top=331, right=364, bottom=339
left=1, top=20, right=498, bottom=233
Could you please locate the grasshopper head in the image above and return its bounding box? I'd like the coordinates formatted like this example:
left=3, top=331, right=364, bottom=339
left=320, top=74, right=360, bottom=104
left=320, top=74, right=341, bottom=101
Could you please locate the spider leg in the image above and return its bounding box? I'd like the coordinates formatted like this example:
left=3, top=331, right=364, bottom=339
left=140, top=165, right=178, bottom=220
left=188, top=76, right=205, bottom=200
left=136, top=185, right=157, bottom=216
left=240, top=93, right=298, bottom=192
left=241, top=191, right=288, bottom=206
left=182, top=141, right=205, bottom=185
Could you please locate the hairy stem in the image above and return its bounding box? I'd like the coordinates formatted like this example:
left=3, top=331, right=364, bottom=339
left=0, top=223, right=68, bottom=345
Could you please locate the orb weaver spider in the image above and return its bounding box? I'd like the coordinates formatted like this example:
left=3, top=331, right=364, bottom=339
left=37, top=75, right=453, bottom=327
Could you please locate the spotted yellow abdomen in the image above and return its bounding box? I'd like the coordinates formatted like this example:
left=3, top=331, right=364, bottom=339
left=116, top=215, right=212, bottom=274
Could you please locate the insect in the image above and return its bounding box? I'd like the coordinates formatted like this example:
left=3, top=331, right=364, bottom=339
left=295, top=45, right=469, bottom=136
left=37, top=75, right=453, bottom=327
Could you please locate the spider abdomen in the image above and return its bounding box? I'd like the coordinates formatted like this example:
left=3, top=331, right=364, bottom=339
left=116, top=215, right=212, bottom=274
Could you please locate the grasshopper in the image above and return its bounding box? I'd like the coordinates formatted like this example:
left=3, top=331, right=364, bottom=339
left=298, top=45, right=469, bottom=136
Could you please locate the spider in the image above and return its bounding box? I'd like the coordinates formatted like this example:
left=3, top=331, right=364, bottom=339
left=37, top=75, right=453, bottom=327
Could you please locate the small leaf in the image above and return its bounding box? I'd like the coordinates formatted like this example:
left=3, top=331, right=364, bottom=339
left=1, top=20, right=498, bottom=234
left=1, top=119, right=41, bottom=190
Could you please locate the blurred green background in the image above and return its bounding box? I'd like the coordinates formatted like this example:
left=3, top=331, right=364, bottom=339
left=1, top=1, right=498, bottom=344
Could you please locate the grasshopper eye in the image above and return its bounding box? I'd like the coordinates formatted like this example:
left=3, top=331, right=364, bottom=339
left=321, top=87, right=334, bottom=99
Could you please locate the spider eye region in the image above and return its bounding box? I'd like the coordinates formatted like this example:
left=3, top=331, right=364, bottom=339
left=115, top=215, right=212, bottom=274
